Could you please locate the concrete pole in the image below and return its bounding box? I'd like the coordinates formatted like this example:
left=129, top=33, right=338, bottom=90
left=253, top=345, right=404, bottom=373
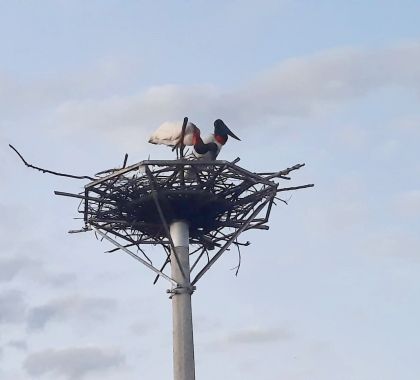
left=169, top=220, right=195, bottom=380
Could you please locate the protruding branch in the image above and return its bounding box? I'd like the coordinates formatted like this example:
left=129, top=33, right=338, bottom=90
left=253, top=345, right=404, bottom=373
left=9, top=144, right=95, bottom=180
left=260, top=163, right=306, bottom=180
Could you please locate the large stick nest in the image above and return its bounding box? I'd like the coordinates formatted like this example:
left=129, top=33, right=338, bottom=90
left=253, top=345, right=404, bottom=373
left=56, top=158, right=313, bottom=283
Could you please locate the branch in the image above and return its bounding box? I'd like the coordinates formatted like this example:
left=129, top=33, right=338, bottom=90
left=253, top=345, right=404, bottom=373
left=260, top=163, right=306, bottom=179
left=277, top=184, right=314, bottom=192
left=230, top=239, right=242, bottom=276
left=9, top=144, right=95, bottom=181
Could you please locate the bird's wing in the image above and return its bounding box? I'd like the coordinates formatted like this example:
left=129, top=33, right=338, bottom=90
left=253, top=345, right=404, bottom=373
left=148, top=121, right=182, bottom=146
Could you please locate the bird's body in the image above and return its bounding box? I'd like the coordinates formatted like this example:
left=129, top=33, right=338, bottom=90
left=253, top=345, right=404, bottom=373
left=148, top=121, right=199, bottom=147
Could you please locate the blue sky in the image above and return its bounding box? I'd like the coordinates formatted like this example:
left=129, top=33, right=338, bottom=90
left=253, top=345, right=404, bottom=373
left=1, top=1, right=420, bottom=379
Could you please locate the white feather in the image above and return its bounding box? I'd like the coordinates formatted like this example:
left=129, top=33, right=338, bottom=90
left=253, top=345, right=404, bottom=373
left=149, top=121, right=197, bottom=146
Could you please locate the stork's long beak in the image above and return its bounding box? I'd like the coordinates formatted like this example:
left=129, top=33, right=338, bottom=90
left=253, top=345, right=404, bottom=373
left=226, top=128, right=241, bottom=141
left=215, top=119, right=241, bottom=141
left=221, top=121, right=241, bottom=141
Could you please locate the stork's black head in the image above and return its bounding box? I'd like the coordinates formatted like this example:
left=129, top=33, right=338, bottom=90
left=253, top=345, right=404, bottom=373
left=214, top=119, right=241, bottom=141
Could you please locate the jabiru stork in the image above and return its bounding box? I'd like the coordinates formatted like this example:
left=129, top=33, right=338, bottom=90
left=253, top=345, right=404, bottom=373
left=193, top=119, right=241, bottom=160
left=149, top=118, right=240, bottom=160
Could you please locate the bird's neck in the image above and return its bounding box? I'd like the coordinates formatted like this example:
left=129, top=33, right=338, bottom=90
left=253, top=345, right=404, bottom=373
left=192, top=133, right=201, bottom=146
left=214, top=134, right=227, bottom=145
left=194, top=138, right=218, bottom=155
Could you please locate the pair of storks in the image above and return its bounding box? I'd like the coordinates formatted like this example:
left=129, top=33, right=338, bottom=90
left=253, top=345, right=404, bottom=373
left=149, top=118, right=240, bottom=160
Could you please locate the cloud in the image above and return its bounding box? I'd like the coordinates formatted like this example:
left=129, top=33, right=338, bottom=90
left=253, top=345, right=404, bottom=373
left=0, top=254, right=77, bottom=288
left=129, top=320, right=155, bottom=336
left=50, top=84, right=220, bottom=146
left=361, top=231, right=420, bottom=259
left=208, top=326, right=293, bottom=350
left=0, top=56, right=142, bottom=118
left=2, top=42, right=419, bottom=151
left=44, top=42, right=420, bottom=148
left=224, top=326, right=293, bottom=345
left=7, top=339, right=28, bottom=351
left=0, top=290, right=26, bottom=324
left=24, top=346, right=124, bottom=380
left=0, top=257, right=39, bottom=282
left=0, top=204, right=77, bottom=287
left=244, top=43, right=420, bottom=114
left=27, top=295, right=117, bottom=330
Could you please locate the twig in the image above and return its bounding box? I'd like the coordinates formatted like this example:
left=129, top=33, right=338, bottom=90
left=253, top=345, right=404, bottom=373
left=277, top=184, right=314, bottom=192
left=260, top=163, right=306, bottom=179
left=9, top=144, right=95, bottom=180
left=95, top=153, right=129, bottom=176
left=123, top=153, right=128, bottom=168
left=230, top=239, right=242, bottom=276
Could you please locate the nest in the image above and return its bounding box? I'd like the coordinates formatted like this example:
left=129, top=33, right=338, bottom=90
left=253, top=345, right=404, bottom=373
left=56, top=158, right=313, bottom=285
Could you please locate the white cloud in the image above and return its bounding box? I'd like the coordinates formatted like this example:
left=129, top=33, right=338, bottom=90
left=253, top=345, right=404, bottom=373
left=0, top=56, right=142, bottom=118
left=362, top=231, right=420, bottom=259
left=24, top=346, right=124, bottom=380
left=0, top=254, right=77, bottom=288
left=224, top=326, right=293, bottom=344
left=209, top=326, right=293, bottom=350
left=2, top=42, right=419, bottom=152
left=27, top=295, right=117, bottom=331
left=43, top=42, right=420, bottom=149
left=0, top=257, right=39, bottom=282
left=50, top=84, right=221, bottom=147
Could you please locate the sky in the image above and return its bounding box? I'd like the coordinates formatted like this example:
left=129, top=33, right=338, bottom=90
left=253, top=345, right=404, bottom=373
left=1, top=1, right=420, bottom=379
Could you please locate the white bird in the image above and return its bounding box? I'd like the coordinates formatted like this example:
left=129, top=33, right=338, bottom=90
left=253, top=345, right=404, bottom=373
left=193, top=119, right=241, bottom=160
left=148, top=121, right=200, bottom=147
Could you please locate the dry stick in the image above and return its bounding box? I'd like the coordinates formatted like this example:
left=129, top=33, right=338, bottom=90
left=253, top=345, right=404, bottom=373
left=180, top=117, right=188, bottom=159
left=277, top=184, right=314, bottom=192
left=186, top=164, right=204, bottom=188
left=192, top=199, right=270, bottom=285
left=172, top=117, right=189, bottom=158
left=153, top=246, right=172, bottom=285
left=145, top=165, right=187, bottom=282
left=259, top=163, right=306, bottom=179
left=54, top=191, right=116, bottom=206
left=92, top=172, right=131, bottom=225
left=230, top=239, right=242, bottom=276
left=91, top=225, right=177, bottom=286
left=190, top=248, right=208, bottom=273
left=233, top=240, right=250, bottom=247
left=179, top=117, right=188, bottom=187
left=241, top=198, right=274, bottom=232
left=9, top=144, right=95, bottom=181
left=95, top=154, right=128, bottom=176
left=122, top=153, right=128, bottom=168
left=106, top=242, right=138, bottom=253
left=121, top=228, right=153, bottom=265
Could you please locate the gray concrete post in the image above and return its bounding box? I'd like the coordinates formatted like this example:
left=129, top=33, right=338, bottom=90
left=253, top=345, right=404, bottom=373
left=170, top=220, right=195, bottom=380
